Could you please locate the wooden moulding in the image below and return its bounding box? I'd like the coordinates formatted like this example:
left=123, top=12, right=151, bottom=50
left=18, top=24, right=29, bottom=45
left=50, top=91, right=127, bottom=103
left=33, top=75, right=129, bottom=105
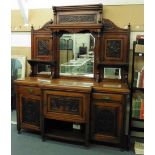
left=15, top=77, right=129, bottom=94
left=52, top=4, right=103, bottom=25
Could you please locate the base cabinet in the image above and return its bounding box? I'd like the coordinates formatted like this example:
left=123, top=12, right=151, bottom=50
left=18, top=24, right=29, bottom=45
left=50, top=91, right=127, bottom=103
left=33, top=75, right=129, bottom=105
left=91, top=93, right=124, bottom=145
left=15, top=78, right=129, bottom=148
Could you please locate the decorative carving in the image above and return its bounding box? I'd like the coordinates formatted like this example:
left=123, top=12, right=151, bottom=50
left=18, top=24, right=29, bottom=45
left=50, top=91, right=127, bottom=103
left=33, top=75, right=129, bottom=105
left=106, top=40, right=121, bottom=58
left=59, top=15, right=96, bottom=23
left=22, top=97, right=40, bottom=126
left=49, top=95, right=81, bottom=115
left=95, top=107, right=117, bottom=136
left=41, top=20, right=53, bottom=29
left=103, top=18, right=122, bottom=30
left=52, top=31, right=63, bottom=37
left=103, top=22, right=115, bottom=30
left=38, top=40, right=49, bottom=55
left=121, top=66, right=129, bottom=83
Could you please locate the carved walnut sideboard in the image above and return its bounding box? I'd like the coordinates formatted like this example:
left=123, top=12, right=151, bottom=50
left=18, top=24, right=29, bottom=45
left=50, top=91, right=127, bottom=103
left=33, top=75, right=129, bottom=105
left=15, top=4, right=130, bottom=149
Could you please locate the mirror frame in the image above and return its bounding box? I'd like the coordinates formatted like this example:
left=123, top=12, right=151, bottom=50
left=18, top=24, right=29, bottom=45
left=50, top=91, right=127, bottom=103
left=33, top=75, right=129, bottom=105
left=52, top=28, right=102, bottom=80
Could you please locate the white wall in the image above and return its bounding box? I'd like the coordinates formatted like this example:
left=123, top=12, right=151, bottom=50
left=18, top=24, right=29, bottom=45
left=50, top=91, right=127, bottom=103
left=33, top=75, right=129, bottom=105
left=11, top=31, right=144, bottom=49
left=12, top=0, right=144, bottom=10
left=11, top=32, right=31, bottom=47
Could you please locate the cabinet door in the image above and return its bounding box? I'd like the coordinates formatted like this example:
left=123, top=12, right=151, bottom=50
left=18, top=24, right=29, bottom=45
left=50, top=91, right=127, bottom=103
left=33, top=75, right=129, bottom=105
left=32, top=34, right=53, bottom=61
left=43, top=90, right=89, bottom=123
left=19, top=94, right=41, bottom=131
left=102, top=34, right=128, bottom=63
left=91, top=98, right=123, bottom=143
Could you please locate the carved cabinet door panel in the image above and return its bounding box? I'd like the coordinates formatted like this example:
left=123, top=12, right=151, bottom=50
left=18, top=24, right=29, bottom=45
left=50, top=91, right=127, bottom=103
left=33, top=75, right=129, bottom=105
left=91, top=102, right=123, bottom=143
left=32, top=33, right=53, bottom=61
left=43, top=90, right=89, bottom=123
left=102, top=34, right=128, bottom=63
left=19, top=94, right=41, bottom=131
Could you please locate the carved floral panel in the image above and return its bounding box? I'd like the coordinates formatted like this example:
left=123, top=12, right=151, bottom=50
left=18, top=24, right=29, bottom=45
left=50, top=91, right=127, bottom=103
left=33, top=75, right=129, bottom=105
left=106, top=40, right=122, bottom=58
left=49, top=95, right=82, bottom=115
left=59, top=14, right=96, bottom=24
left=37, top=39, right=49, bottom=55
left=95, top=107, right=117, bottom=136
left=22, top=97, right=40, bottom=126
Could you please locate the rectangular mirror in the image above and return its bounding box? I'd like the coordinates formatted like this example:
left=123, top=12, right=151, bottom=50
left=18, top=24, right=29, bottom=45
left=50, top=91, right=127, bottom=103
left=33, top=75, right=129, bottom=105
left=60, top=33, right=95, bottom=78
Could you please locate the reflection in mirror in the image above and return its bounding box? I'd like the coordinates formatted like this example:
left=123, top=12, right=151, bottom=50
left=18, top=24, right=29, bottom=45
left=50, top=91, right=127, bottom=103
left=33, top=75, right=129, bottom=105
left=60, top=33, right=95, bottom=77
left=104, top=68, right=121, bottom=79
left=38, top=64, right=51, bottom=74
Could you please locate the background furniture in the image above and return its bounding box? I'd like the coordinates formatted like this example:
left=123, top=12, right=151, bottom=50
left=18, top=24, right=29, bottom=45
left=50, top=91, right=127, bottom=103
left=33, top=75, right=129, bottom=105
left=129, top=40, right=144, bottom=144
left=11, top=56, right=26, bottom=110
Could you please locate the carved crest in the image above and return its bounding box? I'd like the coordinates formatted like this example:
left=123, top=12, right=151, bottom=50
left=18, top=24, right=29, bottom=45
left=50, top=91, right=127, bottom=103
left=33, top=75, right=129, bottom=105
left=59, top=14, right=97, bottom=24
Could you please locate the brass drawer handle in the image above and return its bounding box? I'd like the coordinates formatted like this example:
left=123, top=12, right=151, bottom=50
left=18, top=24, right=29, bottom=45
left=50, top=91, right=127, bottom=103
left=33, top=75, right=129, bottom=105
left=27, top=88, right=33, bottom=94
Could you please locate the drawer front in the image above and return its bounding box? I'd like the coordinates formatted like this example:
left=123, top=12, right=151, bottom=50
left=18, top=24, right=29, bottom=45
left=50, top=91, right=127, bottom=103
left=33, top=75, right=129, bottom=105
left=43, top=90, right=90, bottom=122
left=17, top=86, right=41, bottom=96
left=93, top=93, right=123, bottom=103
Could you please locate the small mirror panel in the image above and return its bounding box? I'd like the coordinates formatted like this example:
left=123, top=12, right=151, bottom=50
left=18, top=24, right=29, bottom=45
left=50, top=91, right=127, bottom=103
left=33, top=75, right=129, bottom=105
left=104, top=68, right=121, bottom=79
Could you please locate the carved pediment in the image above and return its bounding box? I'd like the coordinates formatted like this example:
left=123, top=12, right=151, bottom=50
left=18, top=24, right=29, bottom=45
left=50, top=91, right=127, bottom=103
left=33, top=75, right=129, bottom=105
left=41, top=20, right=53, bottom=29
left=103, top=18, right=130, bottom=31
left=31, top=20, right=53, bottom=31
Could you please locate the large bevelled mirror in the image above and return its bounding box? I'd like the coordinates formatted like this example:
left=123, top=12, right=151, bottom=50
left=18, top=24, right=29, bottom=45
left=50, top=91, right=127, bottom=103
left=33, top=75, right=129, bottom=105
left=60, top=33, right=95, bottom=77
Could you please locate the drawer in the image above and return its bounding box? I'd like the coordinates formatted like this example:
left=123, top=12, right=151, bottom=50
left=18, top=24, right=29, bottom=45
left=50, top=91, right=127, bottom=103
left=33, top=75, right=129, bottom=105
left=17, top=86, right=41, bottom=96
left=93, top=93, right=123, bottom=102
left=43, top=90, right=90, bottom=122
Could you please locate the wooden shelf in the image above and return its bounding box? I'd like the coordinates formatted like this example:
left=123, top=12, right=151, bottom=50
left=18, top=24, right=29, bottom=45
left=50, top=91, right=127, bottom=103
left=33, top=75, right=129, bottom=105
left=129, top=41, right=144, bottom=144
left=131, top=119, right=144, bottom=132
left=130, top=136, right=144, bottom=144
left=27, top=59, right=56, bottom=66
left=132, top=118, right=144, bottom=122
left=45, top=129, right=85, bottom=143
left=132, top=87, right=144, bottom=91
left=134, top=53, right=144, bottom=56
left=98, top=62, right=129, bottom=68
left=44, top=118, right=87, bottom=144
left=27, top=59, right=57, bottom=77
left=131, top=127, right=144, bottom=132
left=130, top=131, right=144, bottom=139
